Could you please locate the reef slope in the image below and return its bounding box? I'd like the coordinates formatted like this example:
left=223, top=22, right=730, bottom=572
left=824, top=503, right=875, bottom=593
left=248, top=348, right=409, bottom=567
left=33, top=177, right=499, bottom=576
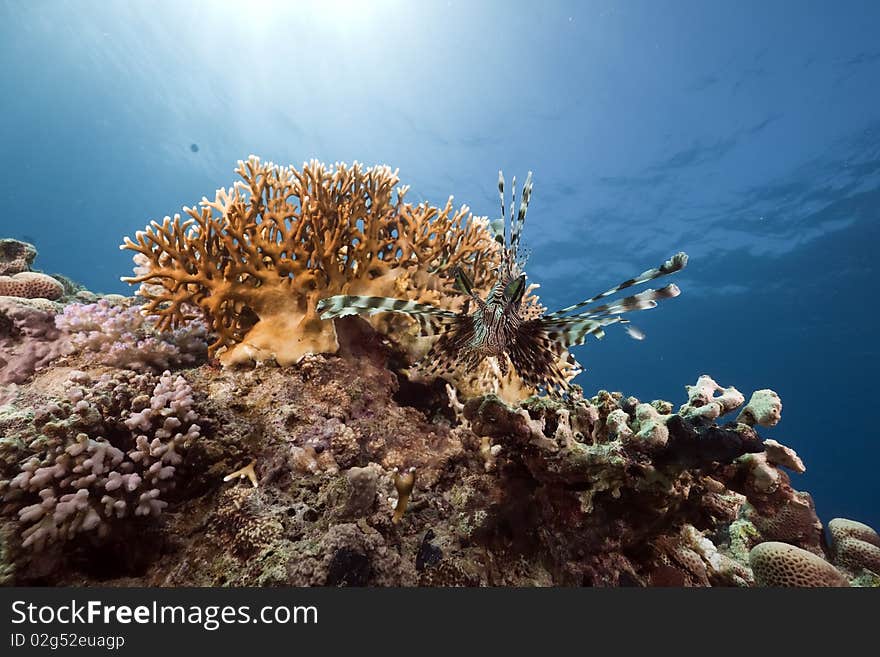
left=2, top=312, right=876, bottom=587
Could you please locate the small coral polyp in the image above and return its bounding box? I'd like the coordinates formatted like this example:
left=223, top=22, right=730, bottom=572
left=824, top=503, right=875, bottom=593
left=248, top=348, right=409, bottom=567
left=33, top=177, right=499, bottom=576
left=121, top=156, right=499, bottom=366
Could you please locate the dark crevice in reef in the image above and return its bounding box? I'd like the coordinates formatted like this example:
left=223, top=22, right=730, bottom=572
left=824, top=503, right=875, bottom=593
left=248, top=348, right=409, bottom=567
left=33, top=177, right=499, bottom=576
left=392, top=375, right=455, bottom=423
left=67, top=531, right=164, bottom=580
left=326, top=547, right=372, bottom=586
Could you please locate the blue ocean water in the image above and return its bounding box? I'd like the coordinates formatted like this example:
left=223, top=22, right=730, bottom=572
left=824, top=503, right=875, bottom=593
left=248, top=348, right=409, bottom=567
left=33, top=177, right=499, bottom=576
left=0, top=1, right=877, bottom=530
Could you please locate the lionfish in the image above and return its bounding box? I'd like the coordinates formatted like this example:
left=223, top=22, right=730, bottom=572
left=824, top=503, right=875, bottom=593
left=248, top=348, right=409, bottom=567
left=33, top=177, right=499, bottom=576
left=317, top=171, right=688, bottom=394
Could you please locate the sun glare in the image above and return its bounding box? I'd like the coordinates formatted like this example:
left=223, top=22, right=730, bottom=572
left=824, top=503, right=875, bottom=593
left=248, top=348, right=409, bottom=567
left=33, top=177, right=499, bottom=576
left=217, top=0, right=393, bottom=33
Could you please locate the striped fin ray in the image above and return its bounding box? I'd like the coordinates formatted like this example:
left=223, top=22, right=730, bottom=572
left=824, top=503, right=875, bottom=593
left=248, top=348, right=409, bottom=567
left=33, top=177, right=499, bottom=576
left=534, top=284, right=681, bottom=348
left=508, top=174, right=516, bottom=251
left=544, top=252, right=689, bottom=319
left=509, top=171, right=533, bottom=262
left=498, top=171, right=507, bottom=246
left=558, top=283, right=681, bottom=321
left=537, top=315, right=626, bottom=348
left=508, top=321, right=580, bottom=392
left=317, top=295, right=458, bottom=321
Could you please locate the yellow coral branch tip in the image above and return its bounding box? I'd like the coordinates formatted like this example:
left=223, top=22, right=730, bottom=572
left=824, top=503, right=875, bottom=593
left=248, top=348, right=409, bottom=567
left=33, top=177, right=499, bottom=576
left=223, top=460, right=258, bottom=488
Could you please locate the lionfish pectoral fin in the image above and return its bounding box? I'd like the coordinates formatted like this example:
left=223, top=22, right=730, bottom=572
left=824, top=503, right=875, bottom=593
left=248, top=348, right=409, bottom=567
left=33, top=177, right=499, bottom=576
left=413, top=315, right=476, bottom=378
left=562, top=284, right=681, bottom=321
left=317, top=295, right=457, bottom=320
left=506, top=320, right=576, bottom=393
left=317, top=295, right=460, bottom=337
left=538, top=315, right=625, bottom=348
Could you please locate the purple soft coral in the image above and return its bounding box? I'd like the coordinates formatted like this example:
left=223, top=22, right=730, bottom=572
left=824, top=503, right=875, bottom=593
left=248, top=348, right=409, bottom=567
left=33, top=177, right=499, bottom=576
left=56, top=299, right=208, bottom=371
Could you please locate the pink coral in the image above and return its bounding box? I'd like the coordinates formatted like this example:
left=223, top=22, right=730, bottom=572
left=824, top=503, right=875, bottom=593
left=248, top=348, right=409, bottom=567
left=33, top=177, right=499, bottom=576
left=0, top=370, right=202, bottom=551
left=0, top=297, right=65, bottom=385
left=56, top=299, right=208, bottom=371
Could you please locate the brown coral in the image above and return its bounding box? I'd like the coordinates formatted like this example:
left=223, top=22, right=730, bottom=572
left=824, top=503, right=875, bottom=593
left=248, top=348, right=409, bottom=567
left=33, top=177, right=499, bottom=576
left=828, top=518, right=880, bottom=576
left=0, top=272, right=63, bottom=300
left=121, top=156, right=499, bottom=366
left=0, top=239, right=36, bottom=276
left=749, top=542, right=848, bottom=587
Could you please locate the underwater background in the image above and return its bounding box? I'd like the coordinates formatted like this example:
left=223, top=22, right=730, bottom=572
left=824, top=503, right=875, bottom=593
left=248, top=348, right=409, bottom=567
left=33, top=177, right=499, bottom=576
left=0, top=0, right=876, bottom=531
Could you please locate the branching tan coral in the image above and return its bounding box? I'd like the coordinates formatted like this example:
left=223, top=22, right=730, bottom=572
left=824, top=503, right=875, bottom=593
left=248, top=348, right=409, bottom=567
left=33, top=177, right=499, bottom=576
left=121, top=156, right=501, bottom=365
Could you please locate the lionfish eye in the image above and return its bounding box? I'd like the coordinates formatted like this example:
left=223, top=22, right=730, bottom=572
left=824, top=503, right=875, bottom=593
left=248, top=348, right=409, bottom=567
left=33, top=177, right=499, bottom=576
left=504, top=275, right=527, bottom=304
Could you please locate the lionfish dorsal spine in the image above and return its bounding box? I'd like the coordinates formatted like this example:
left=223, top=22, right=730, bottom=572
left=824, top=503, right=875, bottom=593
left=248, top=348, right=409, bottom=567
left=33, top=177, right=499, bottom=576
left=510, top=171, right=533, bottom=263
left=498, top=170, right=507, bottom=242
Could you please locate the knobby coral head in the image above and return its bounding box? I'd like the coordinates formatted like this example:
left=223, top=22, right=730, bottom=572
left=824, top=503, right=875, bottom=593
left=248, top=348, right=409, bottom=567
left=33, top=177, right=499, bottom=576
left=120, top=156, right=500, bottom=366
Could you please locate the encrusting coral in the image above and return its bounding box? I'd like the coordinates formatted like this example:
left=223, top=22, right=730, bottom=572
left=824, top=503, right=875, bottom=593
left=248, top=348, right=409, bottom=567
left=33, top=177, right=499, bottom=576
left=120, top=156, right=500, bottom=367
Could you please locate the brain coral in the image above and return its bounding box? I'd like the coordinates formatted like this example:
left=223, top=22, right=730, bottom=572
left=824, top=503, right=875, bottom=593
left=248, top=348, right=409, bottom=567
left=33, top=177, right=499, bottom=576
left=749, top=541, right=849, bottom=587
left=121, top=156, right=500, bottom=366
left=0, top=272, right=63, bottom=300
left=828, top=518, right=880, bottom=576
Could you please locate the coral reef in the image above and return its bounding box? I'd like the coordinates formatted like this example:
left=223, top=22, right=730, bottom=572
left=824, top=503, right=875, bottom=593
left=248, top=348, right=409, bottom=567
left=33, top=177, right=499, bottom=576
left=121, top=156, right=500, bottom=366
left=0, top=211, right=874, bottom=587
left=2, top=335, right=872, bottom=588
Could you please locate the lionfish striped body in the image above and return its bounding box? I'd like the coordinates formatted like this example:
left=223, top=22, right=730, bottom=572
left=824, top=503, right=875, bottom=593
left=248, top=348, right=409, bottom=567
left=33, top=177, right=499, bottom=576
left=317, top=171, right=688, bottom=394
